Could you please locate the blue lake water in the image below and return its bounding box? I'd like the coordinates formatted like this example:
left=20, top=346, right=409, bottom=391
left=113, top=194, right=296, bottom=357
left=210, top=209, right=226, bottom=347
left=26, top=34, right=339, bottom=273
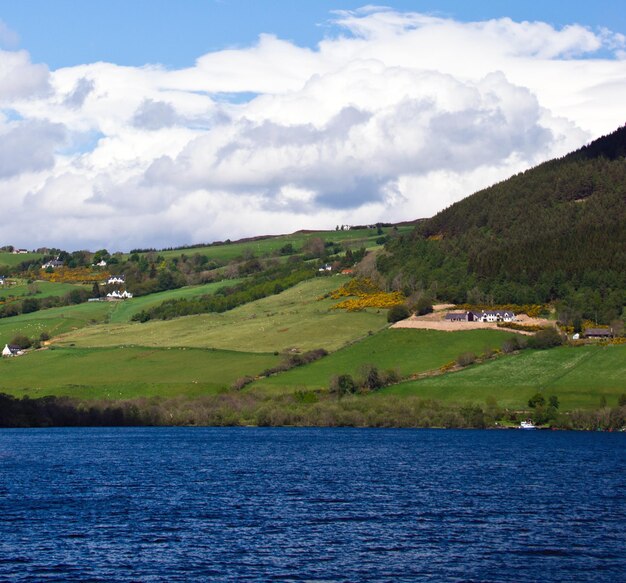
left=0, top=427, right=624, bottom=581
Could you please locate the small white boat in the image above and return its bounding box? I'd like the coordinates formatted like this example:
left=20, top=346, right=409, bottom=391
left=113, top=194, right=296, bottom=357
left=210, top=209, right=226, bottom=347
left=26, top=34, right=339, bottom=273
left=520, top=420, right=536, bottom=430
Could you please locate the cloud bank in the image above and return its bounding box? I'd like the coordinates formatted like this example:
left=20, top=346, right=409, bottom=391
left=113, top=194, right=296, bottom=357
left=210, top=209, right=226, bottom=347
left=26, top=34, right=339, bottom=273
left=0, top=9, right=625, bottom=250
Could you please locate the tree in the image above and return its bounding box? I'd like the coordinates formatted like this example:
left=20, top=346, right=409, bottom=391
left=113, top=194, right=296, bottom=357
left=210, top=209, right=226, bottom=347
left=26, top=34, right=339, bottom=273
left=502, top=337, right=521, bottom=353
left=610, top=319, right=624, bottom=338
left=414, top=296, right=433, bottom=316
left=330, top=374, right=356, bottom=396
left=528, top=327, right=563, bottom=349
left=21, top=297, right=40, bottom=314
left=387, top=304, right=410, bottom=323
left=528, top=393, right=546, bottom=408
left=358, top=364, right=383, bottom=390
left=303, top=237, right=325, bottom=258
left=93, top=249, right=110, bottom=263
left=10, top=334, right=32, bottom=349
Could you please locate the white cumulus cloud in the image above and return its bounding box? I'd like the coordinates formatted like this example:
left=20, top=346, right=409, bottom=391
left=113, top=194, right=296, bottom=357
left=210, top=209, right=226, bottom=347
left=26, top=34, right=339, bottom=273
left=0, top=8, right=624, bottom=250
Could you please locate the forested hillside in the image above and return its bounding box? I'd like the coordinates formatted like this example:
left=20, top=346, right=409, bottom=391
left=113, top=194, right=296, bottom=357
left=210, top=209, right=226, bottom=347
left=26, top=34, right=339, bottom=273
left=379, top=126, right=626, bottom=324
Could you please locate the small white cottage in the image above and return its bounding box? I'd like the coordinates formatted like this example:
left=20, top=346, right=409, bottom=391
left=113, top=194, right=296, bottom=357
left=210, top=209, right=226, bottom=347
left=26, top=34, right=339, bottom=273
left=2, top=344, right=23, bottom=357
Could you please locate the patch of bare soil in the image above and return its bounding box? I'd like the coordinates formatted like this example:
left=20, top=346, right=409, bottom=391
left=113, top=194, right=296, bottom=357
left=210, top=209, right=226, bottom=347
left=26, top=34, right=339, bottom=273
left=391, top=312, right=553, bottom=335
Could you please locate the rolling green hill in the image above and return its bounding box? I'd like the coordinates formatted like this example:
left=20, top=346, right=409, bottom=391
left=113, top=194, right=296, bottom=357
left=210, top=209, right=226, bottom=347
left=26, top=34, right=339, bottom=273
left=149, top=226, right=411, bottom=261
left=53, top=276, right=388, bottom=353
left=0, top=345, right=280, bottom=399
left=0, top=280, right=90, bottom=301
left=0, top=301, right=114, bottom=347
left=384, top=344, right=626, bottom=409
left=107, top=279, right=244, bottom=323
left=251, top=328, right=516, bottom=394
left=0, top=251, right=43, bottom=268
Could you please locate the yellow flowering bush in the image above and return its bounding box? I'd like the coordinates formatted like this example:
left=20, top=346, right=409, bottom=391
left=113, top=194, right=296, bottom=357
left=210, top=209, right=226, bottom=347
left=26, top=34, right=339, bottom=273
left=39, top=267, right=109, bottom=284
left=325, top=278, right=405, bottom=311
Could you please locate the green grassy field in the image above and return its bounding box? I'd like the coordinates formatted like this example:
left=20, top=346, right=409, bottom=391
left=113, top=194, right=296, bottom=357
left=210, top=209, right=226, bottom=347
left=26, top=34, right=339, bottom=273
left=0, top=345, right=280, bottom=399
left=0, top=278, right=247, bottom=344
left=251, top=328, right=517, bottom=394
left=0, top=301, right=114, bottom=346
left=383, top=344, right=626, bottom=410
left=54, top=276, right=388, bottom=353
left=150, top=227, right=412, bottom=261
left=0, top=252, right=43, bottom=268
left=107, top=279, right=244, bottom=323
left=0, top=280, right=89, bottom=301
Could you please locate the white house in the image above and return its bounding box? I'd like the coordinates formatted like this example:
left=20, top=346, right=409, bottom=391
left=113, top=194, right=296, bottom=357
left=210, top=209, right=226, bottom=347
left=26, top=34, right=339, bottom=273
left=444, top=310, right=516, bottom=323
left=107, top=275, right=125, bottom=285
left=2, top=344, right=23, bottom=357
left=473, top=310, right=516, bottom=323
left=95, top=260, right=107, bottom=267
left=42, top=258, right=63, bottom=269
left=106, top=290, right=133, bottom=300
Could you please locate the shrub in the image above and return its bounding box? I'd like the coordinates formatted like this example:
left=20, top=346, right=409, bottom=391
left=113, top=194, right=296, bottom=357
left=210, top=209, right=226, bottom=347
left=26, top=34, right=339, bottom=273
left=21, top=297, right=40, bottom=314
left=528, top=327, right=563, bottom=349
left=528, top=392, right=546, bottom=408
left=387, top=304, right=411, bottom=323
left=231, top=376, right=255, bottom=391
left=413, top=296, right=433, bottom=316
left=10, top=334, right=32, bottom=349
left=358, top=364, right=384, bottom=390
left=502, top=336, right=524, bottom=353
left=456, top=352, right=477, bottom=367
left=329, top=374, right=357, bottom=395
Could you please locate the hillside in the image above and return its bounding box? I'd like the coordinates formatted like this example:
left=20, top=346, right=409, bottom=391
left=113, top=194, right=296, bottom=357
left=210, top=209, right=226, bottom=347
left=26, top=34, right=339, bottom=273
left=379, top=126, right=626, bottom=324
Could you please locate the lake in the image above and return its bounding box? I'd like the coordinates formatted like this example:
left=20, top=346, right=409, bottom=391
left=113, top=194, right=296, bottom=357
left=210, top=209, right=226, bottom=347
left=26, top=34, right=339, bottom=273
left=0, top=428, right=624, bottom=581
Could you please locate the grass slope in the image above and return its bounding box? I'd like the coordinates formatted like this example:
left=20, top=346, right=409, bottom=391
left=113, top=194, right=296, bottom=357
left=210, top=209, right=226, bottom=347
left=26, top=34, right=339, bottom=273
left=150, top=227, right=412, bottom=261
left=251, top=328, right=517, bottom=394
left=0, top=252, right=43, bottom=268
left=384, top=344, right=626, bottom=409
left=0, top=346, right=280, bottom=399
left=0, top=281, right=89, bottom=301
left=108, top=279, right=244, bottom=323
left=55, top=276, right=388, bottom=353
left=0, top=301, right=114, bottom=346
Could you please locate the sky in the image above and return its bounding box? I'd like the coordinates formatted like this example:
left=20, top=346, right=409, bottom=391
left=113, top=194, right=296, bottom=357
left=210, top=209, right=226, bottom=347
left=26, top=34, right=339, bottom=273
left=0, top=1, right=625, bottom=251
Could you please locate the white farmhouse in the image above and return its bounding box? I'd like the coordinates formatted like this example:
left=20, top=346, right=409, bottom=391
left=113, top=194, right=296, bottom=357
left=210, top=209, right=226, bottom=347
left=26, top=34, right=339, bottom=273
left=107, top=275, right=126, bottom=285
left=106, top=290, right=133, bottom=300
left=2, top=344, right=23, bottom=357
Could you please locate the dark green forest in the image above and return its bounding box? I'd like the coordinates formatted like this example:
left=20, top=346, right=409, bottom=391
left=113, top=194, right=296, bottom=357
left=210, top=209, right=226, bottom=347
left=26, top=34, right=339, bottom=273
left=379, top=126, right=626, bottom=324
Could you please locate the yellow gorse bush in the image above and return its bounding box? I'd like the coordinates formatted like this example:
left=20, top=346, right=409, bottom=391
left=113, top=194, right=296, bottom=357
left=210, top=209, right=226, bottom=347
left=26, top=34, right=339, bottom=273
left=325, top=277, right=405, bottom=312
left=39, top=267, right=110, bottom=284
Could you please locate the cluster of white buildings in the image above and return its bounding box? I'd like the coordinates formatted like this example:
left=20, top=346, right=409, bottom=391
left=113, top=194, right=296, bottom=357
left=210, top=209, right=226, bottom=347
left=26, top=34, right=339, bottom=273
left=106, top=289, right=133, bottom=300
left=445, top=310, right=516, bottom=323
left=105, top=275, right=132, bottom=300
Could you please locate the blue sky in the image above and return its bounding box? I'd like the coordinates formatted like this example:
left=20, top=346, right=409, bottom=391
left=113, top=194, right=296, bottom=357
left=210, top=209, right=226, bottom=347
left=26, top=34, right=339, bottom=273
left=1, top=1, right=625, bottom=68
left=0, top=3, right=625, bottom=250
